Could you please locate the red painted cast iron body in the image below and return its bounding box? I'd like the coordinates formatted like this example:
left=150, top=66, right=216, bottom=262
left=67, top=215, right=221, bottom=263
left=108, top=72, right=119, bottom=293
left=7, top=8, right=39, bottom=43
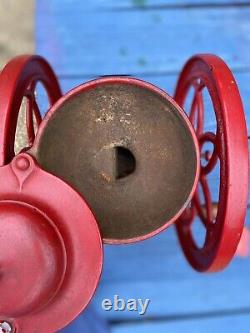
left=0, top=53, right=248, bottom=332
left=0, top=56, right=103, bottom=333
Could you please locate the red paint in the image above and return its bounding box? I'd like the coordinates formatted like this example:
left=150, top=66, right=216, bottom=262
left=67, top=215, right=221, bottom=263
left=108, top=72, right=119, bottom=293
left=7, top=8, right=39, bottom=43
left=0, top=55, right=61, bottom=165
left=236, top=227, right=250, bottom=257
left=0, top=53, right=249, bottom=330
left=0, top=56, right=103, bottom=332
left=174, top=54, right=249, bottom=272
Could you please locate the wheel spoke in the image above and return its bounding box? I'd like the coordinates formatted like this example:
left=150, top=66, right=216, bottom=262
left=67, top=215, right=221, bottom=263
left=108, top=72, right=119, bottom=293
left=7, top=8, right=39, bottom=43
left=200, top=131, right=219, bottom=175
left=193, top=176, right=214, bottom=228
left=181, top=203, right=196, bottom=227
left=25, top=94, right=36, bottom=146
left=190, top=86, right=204, bottom=136
left=25, top=86, right=42, bottom=146
left=33, top=99, right=42, bottom=126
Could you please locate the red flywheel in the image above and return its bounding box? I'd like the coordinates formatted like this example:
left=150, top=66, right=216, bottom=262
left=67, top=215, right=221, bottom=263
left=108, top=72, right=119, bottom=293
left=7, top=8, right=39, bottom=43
left=0, top=56, right=103, bottom=332
left=174, top=54, right=249, bottom=272
left=0, top=55, right=62, bottom=165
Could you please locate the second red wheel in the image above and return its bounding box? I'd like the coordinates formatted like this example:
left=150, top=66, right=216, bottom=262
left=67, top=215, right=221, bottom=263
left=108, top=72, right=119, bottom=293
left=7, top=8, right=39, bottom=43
left=174, top=54, right=249, bottom=272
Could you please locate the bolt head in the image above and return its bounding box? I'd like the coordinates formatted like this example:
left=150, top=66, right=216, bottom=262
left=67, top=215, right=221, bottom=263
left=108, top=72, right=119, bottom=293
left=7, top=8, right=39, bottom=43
left=0, top=321, right=12, bottom=333
left=15, top=155, right=31, bottom=171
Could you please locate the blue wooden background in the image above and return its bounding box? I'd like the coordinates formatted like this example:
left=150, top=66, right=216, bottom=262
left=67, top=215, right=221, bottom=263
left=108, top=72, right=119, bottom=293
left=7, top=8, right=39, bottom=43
left=36, top=1, right=250, bottom=332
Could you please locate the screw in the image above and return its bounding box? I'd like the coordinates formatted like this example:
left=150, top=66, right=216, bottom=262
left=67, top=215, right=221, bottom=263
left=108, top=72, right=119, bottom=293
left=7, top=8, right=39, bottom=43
left=15, top=155, right=31, bottom=171
left=0, top=321, right=13, bottom=333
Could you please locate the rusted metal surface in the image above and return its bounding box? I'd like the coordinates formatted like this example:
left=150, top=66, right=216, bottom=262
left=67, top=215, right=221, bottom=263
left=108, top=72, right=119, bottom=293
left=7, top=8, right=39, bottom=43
left=31, top=77, right=199, bottom=243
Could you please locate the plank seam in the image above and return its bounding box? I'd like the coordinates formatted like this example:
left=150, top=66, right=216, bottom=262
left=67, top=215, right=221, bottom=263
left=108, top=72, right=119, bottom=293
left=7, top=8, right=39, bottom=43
left=57, top=66, right=250, bottom=80
left=107, top=2, right=250, bottom=11
left=108, top=307, right=250, bottom=326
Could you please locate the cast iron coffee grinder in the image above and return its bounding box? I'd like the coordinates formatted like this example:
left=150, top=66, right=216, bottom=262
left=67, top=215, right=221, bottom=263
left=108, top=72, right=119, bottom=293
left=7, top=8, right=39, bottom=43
left=0, top=54, right=248, bottom=332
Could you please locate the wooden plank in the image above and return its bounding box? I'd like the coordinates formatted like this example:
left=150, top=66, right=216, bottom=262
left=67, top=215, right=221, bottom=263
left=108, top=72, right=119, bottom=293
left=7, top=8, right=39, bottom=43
left=36, top=4, right=250, bottom=76
left=36, top=0, right=250, bottom=11
left=110, top=313, right=250, bottom=333
left=91, top=223, right=250, bottom=320
left=98, top=0, right=250, bottom=9
left=61, top=305, right=110, bottom=333
left=102, top=206, right=250, bottom=282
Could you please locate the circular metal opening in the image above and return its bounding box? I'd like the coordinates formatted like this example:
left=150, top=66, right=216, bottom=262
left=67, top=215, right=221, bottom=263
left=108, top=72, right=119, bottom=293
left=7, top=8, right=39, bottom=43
left=32, top=78, right=198, bottom=242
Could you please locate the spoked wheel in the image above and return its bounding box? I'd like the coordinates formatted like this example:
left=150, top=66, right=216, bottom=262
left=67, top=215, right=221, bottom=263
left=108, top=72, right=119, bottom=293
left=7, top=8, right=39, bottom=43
left=0, top=56, right=103, bottom=332
left=0, top=55, right=61, bottom=166
left=174, top=54, right=249, bottom=272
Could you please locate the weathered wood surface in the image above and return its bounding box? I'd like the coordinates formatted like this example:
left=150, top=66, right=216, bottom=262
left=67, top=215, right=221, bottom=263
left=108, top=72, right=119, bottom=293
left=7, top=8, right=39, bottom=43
left=36, top=2, right=250, bottom=76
